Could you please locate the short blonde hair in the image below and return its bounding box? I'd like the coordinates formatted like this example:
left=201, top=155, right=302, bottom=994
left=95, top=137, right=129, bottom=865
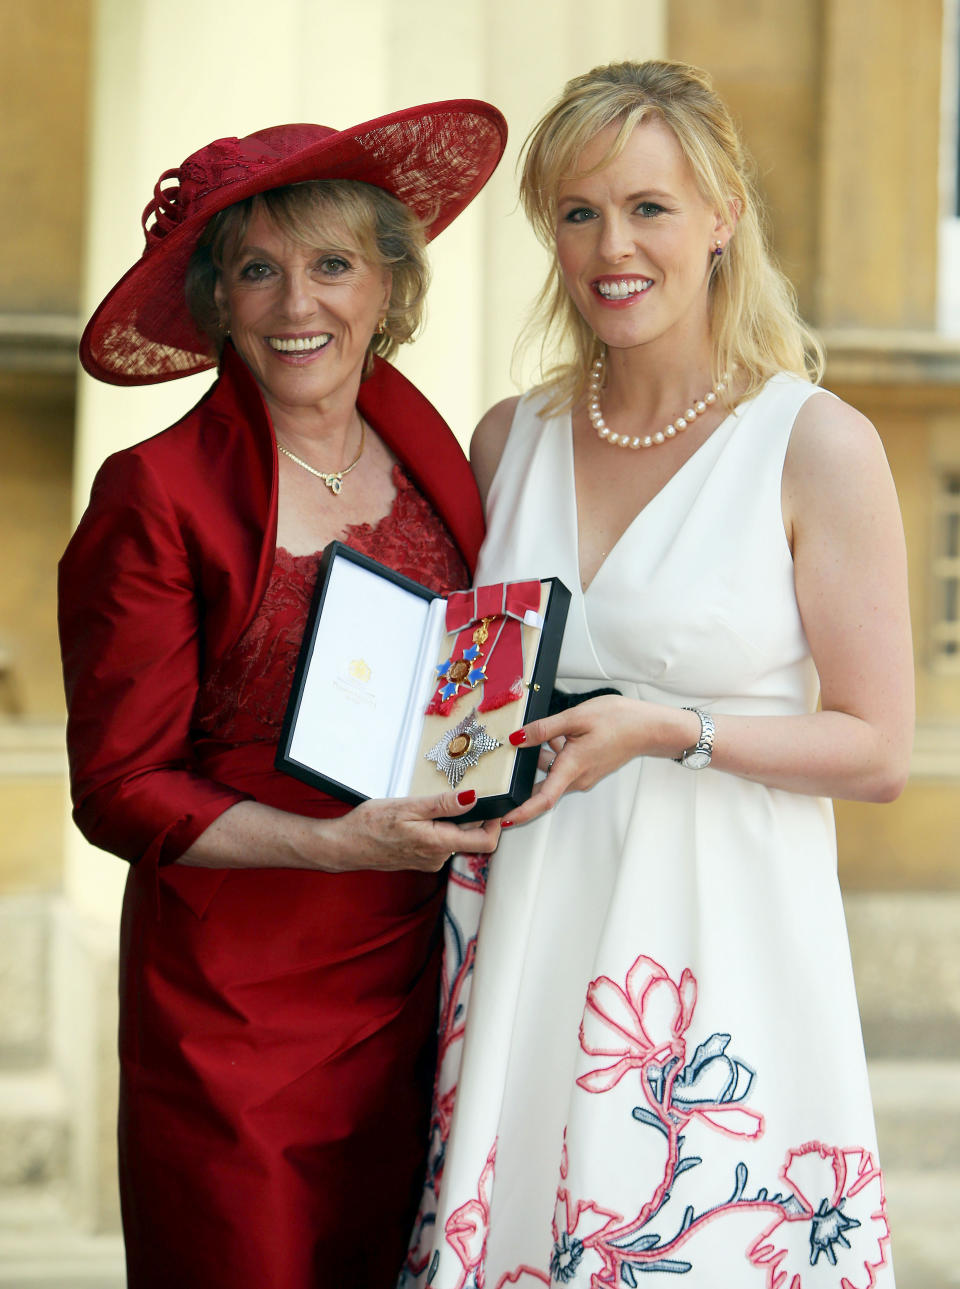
left=519, top=59, right=823, bottom=412
left=186, top=179, right=430, bottom=370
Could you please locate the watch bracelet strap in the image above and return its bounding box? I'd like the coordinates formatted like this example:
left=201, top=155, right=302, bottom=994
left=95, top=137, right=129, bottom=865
left=674, top=706, right=714, bottom=763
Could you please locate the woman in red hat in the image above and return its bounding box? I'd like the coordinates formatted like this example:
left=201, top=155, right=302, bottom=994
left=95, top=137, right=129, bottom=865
left=59, top=103, right=505, bottom=1289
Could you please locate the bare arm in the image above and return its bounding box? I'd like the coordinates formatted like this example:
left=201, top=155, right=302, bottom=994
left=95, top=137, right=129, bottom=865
left=177, top=790, right=501, bottom=872
left=504, top=392, right=914, bottom=824
left=470, top=396, right=520, bottom=505
left=713, top=391, right=914, bottom=797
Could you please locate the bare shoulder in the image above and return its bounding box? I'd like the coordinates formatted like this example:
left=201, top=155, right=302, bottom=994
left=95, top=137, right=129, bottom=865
left=783, top=390, right=896, bottom=525
left=470, top=395, right=521, bottom=506
left=786, top=389, right=887, bottom=473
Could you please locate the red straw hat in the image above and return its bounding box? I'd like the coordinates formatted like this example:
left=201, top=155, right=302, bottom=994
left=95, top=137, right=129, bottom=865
left=80, top=100, right=507, bottom=386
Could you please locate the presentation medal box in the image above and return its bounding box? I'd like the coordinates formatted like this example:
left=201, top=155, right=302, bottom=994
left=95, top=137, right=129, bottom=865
left=276, top=541, right=570, bottom=820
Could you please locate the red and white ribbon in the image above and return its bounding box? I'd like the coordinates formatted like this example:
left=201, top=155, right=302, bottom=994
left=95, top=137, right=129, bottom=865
left=426, top=580, right=542, bottom=716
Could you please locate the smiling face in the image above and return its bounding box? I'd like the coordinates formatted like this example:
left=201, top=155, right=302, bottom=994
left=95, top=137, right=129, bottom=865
left=555, top=116, right=730, bottom=360
left=214, top=208, right=391, bottom=419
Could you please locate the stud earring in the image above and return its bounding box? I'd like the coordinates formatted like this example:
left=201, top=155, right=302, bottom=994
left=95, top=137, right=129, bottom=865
left=712, top=240, right=724, bottom=260
left=375, top=316, right=387, bottom=336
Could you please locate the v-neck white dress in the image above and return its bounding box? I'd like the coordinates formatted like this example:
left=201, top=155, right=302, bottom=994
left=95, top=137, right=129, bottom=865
left=400, top=374, right=894, bottom=1289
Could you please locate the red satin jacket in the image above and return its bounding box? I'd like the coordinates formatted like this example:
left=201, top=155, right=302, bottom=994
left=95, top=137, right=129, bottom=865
left=58, top=343, right=484, bottom=869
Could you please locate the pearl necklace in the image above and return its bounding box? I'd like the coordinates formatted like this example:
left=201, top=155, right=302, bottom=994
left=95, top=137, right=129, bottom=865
left=277, top=420, right=366, bottom=496
left=587, top=353, right=729, bottom=450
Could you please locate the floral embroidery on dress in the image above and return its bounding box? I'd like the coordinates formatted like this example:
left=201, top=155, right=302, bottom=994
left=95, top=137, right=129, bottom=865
left=403, top=950, right=891, bottom=1288
left=550, top=955, right=890, bottom=1286
left=549, top=1136, right=622, bottom=1287
left=401, top=851, right=487, bottom=1286
left=442, top=1143, right=497, bottom=1289
left=747, top=1142, right=890, bottom=1289
left=577, top=955, right=763, bottom=1139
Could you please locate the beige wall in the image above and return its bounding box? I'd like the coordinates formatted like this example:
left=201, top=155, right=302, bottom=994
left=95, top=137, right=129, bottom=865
left=0, top=3, right=91, bottom=313
left=0, top=2, right=91, bottom=737
left=668, top=0, right=822, bottom=318
left=0, top=8, right=91, bottom=905
left=669, top=0, right=960, bottom=894
left=817, top=0, right=943, bottom=330
left=0, top=373, right=74, bottom=717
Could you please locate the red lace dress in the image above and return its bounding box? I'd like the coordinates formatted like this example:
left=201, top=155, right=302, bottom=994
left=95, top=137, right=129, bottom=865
left=119, top=467, right=468, bottom=1289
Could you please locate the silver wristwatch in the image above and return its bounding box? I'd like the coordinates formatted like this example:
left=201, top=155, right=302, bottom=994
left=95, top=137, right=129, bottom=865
left=676, top=707, right=715, bottom=770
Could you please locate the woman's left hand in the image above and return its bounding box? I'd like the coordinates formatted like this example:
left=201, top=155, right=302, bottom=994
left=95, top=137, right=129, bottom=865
left=504, top=695, right=697, bottom=827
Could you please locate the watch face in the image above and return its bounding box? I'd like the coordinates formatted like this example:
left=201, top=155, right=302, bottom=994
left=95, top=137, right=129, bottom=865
left=683, top=750, right=711, bottom=770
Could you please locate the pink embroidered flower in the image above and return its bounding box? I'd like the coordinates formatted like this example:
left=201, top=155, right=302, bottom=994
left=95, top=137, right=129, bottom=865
left=747, top=1141, right=890, bottom=1289
left=446, top=1143, right=496, bottom=1288
left=544, top=1131, right=623, bottom=1286
left=550, top=1186, right=622, bottom=1285
left=577, top=955, right=697, bottom=1093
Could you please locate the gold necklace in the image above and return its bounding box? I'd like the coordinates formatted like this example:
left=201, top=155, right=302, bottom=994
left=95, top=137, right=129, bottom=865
left=277, top=419, right=366, bottom=496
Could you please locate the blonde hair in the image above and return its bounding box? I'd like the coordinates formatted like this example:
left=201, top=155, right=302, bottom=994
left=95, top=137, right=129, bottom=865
left=518, top=59, right=823, bottom=412
left=186, top=179, right=430, bottom=370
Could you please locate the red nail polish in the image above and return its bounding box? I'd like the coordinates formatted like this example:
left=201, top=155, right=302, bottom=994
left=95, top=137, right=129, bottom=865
left=508, top=730, right=527, bottom=746
left=457, top=789, right=476, bottom=806
left=501, top=819, right=514, bottom=827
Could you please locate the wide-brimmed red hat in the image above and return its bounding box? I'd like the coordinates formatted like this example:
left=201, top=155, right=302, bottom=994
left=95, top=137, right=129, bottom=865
left=80, top=100, right=507, bottom=385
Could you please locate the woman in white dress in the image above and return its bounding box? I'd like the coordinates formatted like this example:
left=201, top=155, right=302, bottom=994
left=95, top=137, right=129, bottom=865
left=402, top=60, right=912, bottom=1289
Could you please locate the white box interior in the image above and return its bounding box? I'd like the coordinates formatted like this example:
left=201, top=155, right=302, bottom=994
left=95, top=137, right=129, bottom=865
left=287, top=558, right=445, bottom=799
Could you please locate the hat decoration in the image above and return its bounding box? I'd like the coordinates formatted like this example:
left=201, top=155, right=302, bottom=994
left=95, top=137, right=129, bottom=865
left=142, top=138, right=284, bottom=245
left=80, top=102, right=507, bottom=386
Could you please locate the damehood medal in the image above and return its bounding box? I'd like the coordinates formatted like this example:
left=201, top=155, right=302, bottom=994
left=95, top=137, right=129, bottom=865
left=424, top=707, right=502, bottom=790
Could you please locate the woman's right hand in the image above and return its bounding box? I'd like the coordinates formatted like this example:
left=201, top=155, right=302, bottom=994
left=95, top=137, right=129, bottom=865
left=176, top=792, right=500, bottom=873
left=322, top=789, right=501, bottom=873
left=501, top=695, right=689, bottom=827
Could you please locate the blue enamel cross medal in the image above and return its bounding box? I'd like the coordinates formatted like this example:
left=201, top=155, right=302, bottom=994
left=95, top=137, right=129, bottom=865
left=434, top=615, right=494, bottom=702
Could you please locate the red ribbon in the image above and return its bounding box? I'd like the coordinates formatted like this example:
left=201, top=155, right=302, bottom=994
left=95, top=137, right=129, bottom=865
left=426, top=580, right=542, bottom=716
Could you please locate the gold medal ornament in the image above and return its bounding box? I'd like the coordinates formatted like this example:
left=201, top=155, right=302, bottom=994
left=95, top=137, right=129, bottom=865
left=434, top=616, right=494, bottom=703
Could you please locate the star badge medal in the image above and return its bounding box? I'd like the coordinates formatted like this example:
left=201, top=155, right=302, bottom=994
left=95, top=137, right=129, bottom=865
left=424, top=707, right=502, bottom=790
left=434, top=615, right=494, bottom=702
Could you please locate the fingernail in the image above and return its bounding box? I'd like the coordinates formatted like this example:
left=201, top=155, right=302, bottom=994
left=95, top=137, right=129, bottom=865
left=501, top=819, right=514, bottom=828
left=508, top=730, right=527, bottom=746
left=457, top=789, right=477, bottom=806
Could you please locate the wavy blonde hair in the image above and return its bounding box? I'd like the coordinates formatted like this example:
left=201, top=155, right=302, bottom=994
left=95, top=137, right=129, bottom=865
left=518, top=59, right=823, bottom=413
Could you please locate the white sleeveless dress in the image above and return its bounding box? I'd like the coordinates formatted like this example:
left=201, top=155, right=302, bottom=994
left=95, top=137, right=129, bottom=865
left=400, top=374, right=895, bottom=1289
